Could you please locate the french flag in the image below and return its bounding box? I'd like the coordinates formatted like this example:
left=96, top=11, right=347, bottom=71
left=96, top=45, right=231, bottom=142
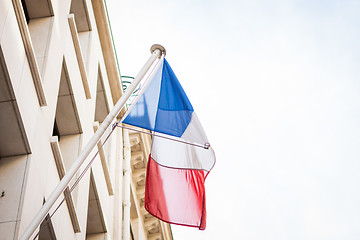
left=123, top=58, right=215, bottom=230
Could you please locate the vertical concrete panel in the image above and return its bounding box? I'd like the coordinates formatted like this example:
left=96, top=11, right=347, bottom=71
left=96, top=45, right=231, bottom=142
left=78, top=31, right=91, bottom=68
left=74, top=170, right=91, bottom=240
left=17, top=154, right=44, bottom=238
left=15, top=60, right=41, bottom=146
left=58, top=135, right=81, bottom=171
left=0, top=156, right=27, bottom=222
left=50, top=199, right=78, bottom=240
left=0, top=0, right=11, bottom=38
left=58, top=134, right=82, bottom=204
left=0, top=6, right=26, bottom=93
left=0, top=221, right=16, bottom=240
left=91, top=158, right=110, bottom=221
left=0, top=155, right=28, bottom=240
left=28, top=17, right=54, bottom=77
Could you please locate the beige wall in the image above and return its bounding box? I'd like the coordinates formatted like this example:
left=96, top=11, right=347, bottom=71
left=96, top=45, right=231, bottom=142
left=0, top=0, right=172, bottom=239
left=0, top=0, right=123, bottom=239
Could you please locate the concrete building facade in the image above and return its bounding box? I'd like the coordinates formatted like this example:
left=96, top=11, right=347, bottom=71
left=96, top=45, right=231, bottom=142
left=0, top=0, right=173, bottom=239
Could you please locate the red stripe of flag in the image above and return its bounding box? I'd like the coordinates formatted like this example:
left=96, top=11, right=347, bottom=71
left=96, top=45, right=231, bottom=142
left=145, top=155, right=207, bottom=230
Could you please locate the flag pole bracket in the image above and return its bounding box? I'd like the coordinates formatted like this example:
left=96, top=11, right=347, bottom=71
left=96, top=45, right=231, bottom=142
left=151, top=44, right=166, bottom=57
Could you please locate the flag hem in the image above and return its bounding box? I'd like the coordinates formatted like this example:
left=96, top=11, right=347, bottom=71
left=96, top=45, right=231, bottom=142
left=144, top=204, right=207, bottom=230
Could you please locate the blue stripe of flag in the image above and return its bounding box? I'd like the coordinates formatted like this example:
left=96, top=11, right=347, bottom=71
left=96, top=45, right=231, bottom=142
left=123, top=58, right=193, bottom=137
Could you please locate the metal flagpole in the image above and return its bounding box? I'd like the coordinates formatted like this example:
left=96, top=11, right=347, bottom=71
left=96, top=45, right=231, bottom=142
left=20, top=44, right=166, bottom=240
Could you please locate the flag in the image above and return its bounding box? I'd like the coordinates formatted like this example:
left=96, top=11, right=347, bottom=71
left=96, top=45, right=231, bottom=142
left=122, top=58, right=215, bottom=230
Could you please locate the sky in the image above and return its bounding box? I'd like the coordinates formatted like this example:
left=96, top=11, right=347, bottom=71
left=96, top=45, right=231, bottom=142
left=106, top=1, right=360, bottom=239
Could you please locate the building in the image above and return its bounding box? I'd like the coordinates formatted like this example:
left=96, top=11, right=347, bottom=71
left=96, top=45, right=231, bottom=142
left=0, top=0, right=173, bottom=239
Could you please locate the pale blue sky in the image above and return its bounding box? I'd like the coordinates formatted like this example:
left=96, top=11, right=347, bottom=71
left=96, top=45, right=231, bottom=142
left=107, top=0, right=360, bottom=239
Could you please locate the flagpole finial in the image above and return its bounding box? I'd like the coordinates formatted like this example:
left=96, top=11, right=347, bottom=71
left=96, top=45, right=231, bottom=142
left=151, top=44, right=166, bottom=58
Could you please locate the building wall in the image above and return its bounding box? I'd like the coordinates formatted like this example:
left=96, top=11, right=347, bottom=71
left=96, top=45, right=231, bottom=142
left=0, top=0, right=173, bottom=240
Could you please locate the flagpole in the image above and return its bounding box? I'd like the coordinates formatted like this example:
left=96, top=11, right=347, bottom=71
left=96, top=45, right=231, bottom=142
left=20, top=45, right=166, bottom=240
